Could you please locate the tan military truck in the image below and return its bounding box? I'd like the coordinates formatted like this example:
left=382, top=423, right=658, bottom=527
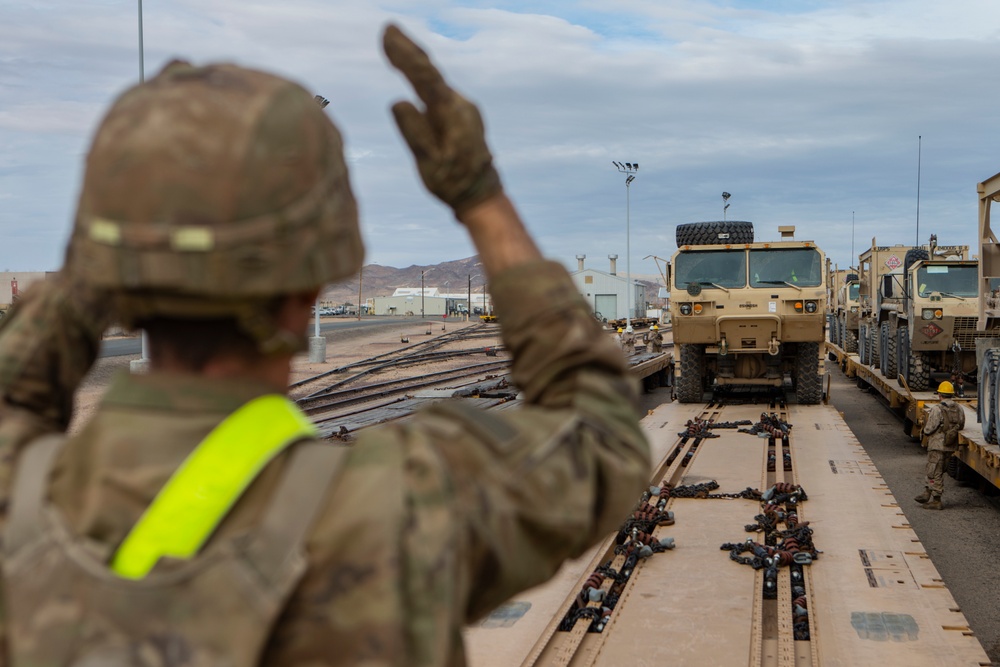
left=669, top=223, right=826, bottom=403
left=866, top=237, right=971, bottom=390
left=856, top=242, right=913, bottom=369
left=832, top=272, right=860, bottom=354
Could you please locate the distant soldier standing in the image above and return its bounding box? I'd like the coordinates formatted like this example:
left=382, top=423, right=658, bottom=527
left=647, top=324, right=664, bottom=353
left=622, top=325, right=636, bottom=355
left=0, top=25, right=650, bottom=666
left=914, top=381, right=966, bottom=510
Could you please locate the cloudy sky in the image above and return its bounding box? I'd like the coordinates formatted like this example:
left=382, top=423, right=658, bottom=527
left=3, top=0, right=1000, bottom=280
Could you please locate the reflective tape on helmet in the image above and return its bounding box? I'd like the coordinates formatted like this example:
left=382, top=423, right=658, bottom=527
left=111, top=394, right=318, bottom=580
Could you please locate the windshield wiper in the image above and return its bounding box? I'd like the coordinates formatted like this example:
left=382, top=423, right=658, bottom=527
left=699, top=281, right=730, bottom=293
left=930, top=291, right=967, bottom=301
left=757, top=280, right=802, bottom=292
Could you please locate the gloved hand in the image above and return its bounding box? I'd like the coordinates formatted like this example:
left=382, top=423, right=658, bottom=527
left=383, top=24, right=502, bottom=218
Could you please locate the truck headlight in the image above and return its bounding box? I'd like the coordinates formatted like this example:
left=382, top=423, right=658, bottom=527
left=805, top=301, right=818, bottom=313
left=680, top=303, right=692, bottom=315
left=922, top=308, right=934, bottom=320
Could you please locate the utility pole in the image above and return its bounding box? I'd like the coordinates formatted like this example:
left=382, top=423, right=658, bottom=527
left=916, top=135, right=922, bottom=246
left=421, top=270, right=425, bottom=320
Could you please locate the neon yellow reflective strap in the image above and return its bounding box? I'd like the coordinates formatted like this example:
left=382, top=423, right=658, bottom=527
left=111, top=394, right=318, bottom=580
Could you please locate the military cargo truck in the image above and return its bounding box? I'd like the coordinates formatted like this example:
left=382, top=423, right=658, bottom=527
left=856, top=242, right=912, bottom=368
left=835, top=273, right=860, bottom=353
left=866, top=237, right=974, bottom=392
left=669, top=223, right=826, bottom=403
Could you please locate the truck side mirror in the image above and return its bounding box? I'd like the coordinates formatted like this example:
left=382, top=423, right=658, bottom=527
left=882, top=275, right=894, bottom=298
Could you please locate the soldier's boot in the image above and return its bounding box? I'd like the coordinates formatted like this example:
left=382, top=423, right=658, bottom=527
left=922, top=494, right=943, bottom=510
left=913, top=489, right=931, bottom=504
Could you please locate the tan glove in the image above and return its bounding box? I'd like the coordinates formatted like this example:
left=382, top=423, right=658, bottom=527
left=383, top=24, right=502, bottom=218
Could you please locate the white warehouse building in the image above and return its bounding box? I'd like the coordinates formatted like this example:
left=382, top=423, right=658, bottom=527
left=367, top=287, right=491, bottom=317
left=569, top=254, right=644, bottom=322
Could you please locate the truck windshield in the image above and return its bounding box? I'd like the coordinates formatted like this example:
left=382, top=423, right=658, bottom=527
left=749, top=248, right=822, bottom=288
left=848, top=283, right=860, bottom=300
left=674, top=250, right=747, bottom=289
left=915, top=265, right=978, bottom=297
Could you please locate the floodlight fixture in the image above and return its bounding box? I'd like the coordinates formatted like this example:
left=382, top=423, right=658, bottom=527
left=611, top=160, right=640, bottom=330
left=314, top=95, right=330, bottom=108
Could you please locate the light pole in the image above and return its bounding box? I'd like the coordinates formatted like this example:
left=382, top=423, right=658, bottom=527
left=132, top=0, right=149, bottom=374
left=722, top=192, right=731, bottom=221
left=612, top=161, right=638, bottom=330
left=421, top=270, right=425, bottom=320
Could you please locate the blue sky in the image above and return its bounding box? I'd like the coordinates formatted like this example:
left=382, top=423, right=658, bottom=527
left=2, top=0, right=1000, bottom=278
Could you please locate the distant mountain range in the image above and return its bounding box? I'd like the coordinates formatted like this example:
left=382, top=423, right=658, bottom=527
left=321, top=256, right=666, bottom=309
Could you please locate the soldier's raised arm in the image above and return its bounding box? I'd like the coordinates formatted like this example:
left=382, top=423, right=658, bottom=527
left=381, top=24, right=651, bottom=621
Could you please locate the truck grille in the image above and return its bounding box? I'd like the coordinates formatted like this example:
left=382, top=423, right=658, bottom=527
left=952, top=317, right=1000, bottom=347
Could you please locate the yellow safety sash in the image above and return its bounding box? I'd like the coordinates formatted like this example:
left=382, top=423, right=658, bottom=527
left=111, top=394, right=318, bottom=580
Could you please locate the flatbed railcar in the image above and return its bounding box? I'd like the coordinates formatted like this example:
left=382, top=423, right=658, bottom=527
left=464, top=392, right=990, bottom=666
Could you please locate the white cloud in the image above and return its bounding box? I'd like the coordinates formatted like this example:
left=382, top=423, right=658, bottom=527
left=0, top=0, right=999, bottom=273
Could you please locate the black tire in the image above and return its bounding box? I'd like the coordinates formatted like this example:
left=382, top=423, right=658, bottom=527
left=676, top=221, right=754, bottom=246
left=892, top=326, right=906, bottom=386
left=676, top=344, right=705, bottom=403
left=946, top=455, right=970, bottom=482
left=980, top=348, right=1000, bottom=444
left=844, top=326, right=858, bottom=354
left=904, top=248, right=930, bottom=276
left=795, top=342, right=823, bottom=404
left=858, top=323, right=868, bottom=364
left=903, top=342, right=931, bottom=391
left=868, top=323, right=880, bottom=366
left=845, top=273, right=859, bottom=283
left=880, top=321, right=898, bottom=380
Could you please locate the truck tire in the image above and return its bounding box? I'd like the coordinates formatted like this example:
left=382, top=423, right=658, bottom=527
left=795, top=342, right=823, bottom=404
left=844, top=326, right=858, bottom=354
left=676, top=344, right=705, bottom=403
left=880, top=321, right=898, bottom=380
left=903, top=344, right=930, bottom=391
left=892, top=326, right=906, bottom=385
left=904, top=247, right=930, bottom=276
left=980, top=348, right=1000, bottom=444
left=675, top=221, right=754, bottom=246
left=858, top=323, right=868, bottom=364
left=845, top=273, right=859, bottom=283
left=868, top=323, right=880, bottom=366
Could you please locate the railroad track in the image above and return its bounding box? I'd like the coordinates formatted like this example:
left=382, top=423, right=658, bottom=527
left=517, top=391, right=818, bottom=667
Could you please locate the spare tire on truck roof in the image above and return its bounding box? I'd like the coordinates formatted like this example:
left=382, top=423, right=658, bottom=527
left=845, top=273, right=859, bottom=283
left=903, top=248, right=929, bottom=275
left=676, top=221, right=754, bottom=246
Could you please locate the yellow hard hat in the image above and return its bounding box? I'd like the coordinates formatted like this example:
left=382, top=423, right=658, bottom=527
left=652, top=324, right=659, bottom=330
left=617, top=327, right=623, bottom=333
left=936, top=381, right=955, bottom=396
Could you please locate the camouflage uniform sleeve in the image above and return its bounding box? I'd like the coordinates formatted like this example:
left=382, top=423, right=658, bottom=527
left=0, top=276, right=109, bottom=496
left=403, top=260, right=651, bottom=624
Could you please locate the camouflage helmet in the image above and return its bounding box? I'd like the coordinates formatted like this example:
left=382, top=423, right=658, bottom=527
left=67, top=60, right=363, bottom=349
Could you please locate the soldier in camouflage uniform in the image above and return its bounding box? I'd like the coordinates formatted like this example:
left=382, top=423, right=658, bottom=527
left=646, top=324, right=664, bottom=353
left=914, top=381, right=966, bottom=510
left=0, top=24, right=650, bottom=666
